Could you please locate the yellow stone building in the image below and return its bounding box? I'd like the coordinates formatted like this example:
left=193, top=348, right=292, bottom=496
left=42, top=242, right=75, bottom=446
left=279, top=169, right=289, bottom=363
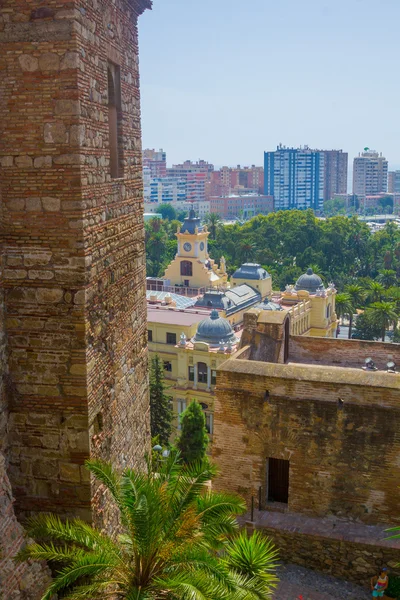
left=148, top=306, right=240, bottom=437
left=163, top=209, right=227, bottom=289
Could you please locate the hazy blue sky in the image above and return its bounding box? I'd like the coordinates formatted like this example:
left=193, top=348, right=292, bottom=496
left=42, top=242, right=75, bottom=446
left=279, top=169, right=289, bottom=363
left=139, top=0, right=400, bottom=171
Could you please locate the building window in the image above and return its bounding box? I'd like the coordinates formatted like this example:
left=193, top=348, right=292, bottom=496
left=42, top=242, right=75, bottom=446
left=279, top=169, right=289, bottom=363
left=148, top=330, right=153, bottom=342
left=166, top=332, right=176, bottom=345
left=205, top=413, right=213, bottom=435
left=181, top=261, right=193, bottom=277
left=211, top=370, right=217, bottom=385
left=177, top=399, right=187, bottom=430
left=164, top=361, right=172, bottom=372
left=184, top=279, right=190, bottom=287
left=198, top=362, right=207, bottom=384
left=107, top=63, right=123, bottom=179
left=188, top=366, right=195, bottom=381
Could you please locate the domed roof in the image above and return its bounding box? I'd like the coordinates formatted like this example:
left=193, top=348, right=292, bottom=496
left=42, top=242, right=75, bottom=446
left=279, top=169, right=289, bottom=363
left=193, top=309, right=238, bottom=347
left=294, top=268, right=324, bottom=294
left=180, top=209, right=203, bottom=234
left=256, top=301, right=283, bottom=311
left=232, top=263, right=270, bottom=281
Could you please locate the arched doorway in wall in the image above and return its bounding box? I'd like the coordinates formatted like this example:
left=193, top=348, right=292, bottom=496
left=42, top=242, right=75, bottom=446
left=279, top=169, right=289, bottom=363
left=284, top=317, right=290, bottom=363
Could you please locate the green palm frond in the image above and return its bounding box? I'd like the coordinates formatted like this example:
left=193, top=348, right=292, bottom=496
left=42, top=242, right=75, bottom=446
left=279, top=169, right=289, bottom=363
left=225, top=531, right=279, bottom=578
left=17, top=451, right=278, bottom=600
left=40, top=552, right=119, bottom=600
left=85, top=459, right=122, bottom=507
left=16, top=542, right=88, bottom=565
left=21, top=513, right=120, bottom=556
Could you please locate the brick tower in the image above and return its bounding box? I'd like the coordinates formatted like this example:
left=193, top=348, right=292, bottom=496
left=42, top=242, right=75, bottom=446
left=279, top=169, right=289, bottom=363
left=0, top=0, right=151, bottom=527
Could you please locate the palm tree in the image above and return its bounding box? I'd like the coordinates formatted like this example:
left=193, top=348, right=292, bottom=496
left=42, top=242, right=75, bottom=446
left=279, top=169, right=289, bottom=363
left=367, top=301, right=398, bottom=341
left=17, top=456, right=279, bottom=600
left=377, top=269, right=397, bottom=289
left=335, top=293, right=353, bottom=336
left=386, top=287, right=400, bottom=313
left=344, top=284, right=366, bottom=339
left=240, top=242, right=256, bottom=263
left=204, top=212, right=222, bottom=240
left=366, top=280, right=386, bottom=304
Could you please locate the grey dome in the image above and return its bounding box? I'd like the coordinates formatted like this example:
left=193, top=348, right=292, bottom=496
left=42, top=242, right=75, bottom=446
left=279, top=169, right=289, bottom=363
left=256, top=301, right=283, bottom=311
left=295, top=268, right=324, bottom=294
left=193, top=309, right=237, bottom=347
left=180, top=209, right=203, bottom=234
left=232, top=263, right=269, bottom=281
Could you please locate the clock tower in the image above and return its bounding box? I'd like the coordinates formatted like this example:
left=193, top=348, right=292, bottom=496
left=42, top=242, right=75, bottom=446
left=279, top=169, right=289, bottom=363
left=164, top=210, right=227, bottom=289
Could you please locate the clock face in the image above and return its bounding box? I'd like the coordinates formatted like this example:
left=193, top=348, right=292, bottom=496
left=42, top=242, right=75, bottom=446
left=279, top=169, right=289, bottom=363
left=200, top=242, right=205, bottom=251
left=183, top=242, right=192, bottom=252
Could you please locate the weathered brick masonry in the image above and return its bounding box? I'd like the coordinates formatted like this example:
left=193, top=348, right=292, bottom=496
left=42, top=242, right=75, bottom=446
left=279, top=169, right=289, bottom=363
left=0, top=0, right=151, bottom=537
left=213, top=310, right=400, bottom=581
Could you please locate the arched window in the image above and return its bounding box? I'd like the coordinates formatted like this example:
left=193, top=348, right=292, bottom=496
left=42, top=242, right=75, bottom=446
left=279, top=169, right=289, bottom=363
left=326, top=304, right=331, bottom=318
left=181, top=261, right=193, bottom=277
left=198, top=362, right=208, bottom=383
left=108, top=64, right=123, bottom=178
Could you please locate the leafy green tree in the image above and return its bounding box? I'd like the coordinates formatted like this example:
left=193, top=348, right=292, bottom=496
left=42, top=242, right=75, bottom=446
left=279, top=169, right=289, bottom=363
left=177, top=401, right=209, bottom=464
left=367, top=301, right=398, bottom=341
left=377, top=269, right=397, bottom=289
left=150, top=355, right=173, bottom=446
left=17, top=456, right=279, bottom=600
left=204, top=212, right=222, bottom=240
left=344, top=284, right=366, bottom=338
left=239, top=241, right=256, bottom=263
left=351, top=312, right=381, bottom=341
left=158, top=203, right=177, bottom=221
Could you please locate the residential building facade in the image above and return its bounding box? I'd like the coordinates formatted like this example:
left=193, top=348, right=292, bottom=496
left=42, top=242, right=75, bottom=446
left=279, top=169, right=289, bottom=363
left=209, top=194, right=273, bottom=219
left=143, top=148, right=167, bottom=177
left=388, top=170, right=400, bottom=194
left=319, top=149, right=348, bottom=200
left=353, top=149, right=388, bottom=197
left=264, top=145, right=324, bottom=211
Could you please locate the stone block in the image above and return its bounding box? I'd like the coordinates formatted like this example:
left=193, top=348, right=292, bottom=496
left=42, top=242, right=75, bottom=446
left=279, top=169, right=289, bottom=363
left=55, top=99, right=80, bottom=116
left=18, top=54, right=39, bottom=72
left=35, top=288, right=63, bottom=304
left=0, top=156, right=13, bottom=167
left=15, top=155, right=33, bottom=168
left=34, top=156, right=52, bottom=168
left=42, top=197, right=61, bottom=212
left=7, top=199, right=25, bottom=211
left=32, top=460, right=58, bottom=479
left=44, top=122, right=68, bottom=144
left=39, top=52, right=60, bottom=71
left=59, top=462, right=81, bottom=482
left=28, top=270, right=54, bottom=280
left=26, top=197, right=42, bottom=211
left=60, top=51, right=79, bottom=70
left=4, top=270, right=27, bottom=280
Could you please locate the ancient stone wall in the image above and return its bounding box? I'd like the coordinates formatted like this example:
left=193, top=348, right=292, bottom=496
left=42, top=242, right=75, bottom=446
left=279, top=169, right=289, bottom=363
left=213, top=358, right=400, bottom=525
left=290, top=335, right=400, bottom=369
left=0, top=0, right=151, bottom=527
left=246, top=519, right=400, bottom=587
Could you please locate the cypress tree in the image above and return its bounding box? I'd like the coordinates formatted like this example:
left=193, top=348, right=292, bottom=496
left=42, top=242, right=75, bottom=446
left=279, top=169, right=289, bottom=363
left=177, top=400, right=208, bottom=464
left=150, top=355, right=173, bottom=446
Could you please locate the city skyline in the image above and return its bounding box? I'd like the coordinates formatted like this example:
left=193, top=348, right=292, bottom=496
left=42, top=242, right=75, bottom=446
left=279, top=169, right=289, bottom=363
left=139, top=0, right=400, bottom=171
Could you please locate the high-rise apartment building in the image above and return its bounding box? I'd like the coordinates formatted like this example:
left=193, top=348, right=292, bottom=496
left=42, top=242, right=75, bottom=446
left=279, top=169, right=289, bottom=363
left=388, top=171, right=400, bottom=194
left=209, top=165, right=264, bottom=198
left=318, top=150, right=348, bottom=200
left=353, top=149, right=388, bottom=197
left=167, top=160, right=214, bottom=203
left=264, top=145, right=324, bottom=211
left=143, top=148, right=167, bottom=177
left=149, top=177, right=187, bottom=203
